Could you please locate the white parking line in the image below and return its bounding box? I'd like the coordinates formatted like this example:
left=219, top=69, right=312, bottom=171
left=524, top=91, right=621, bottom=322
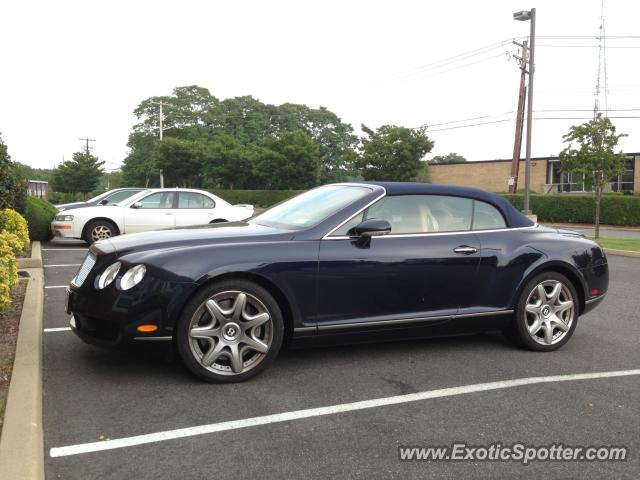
left=45, top=285, right=68, bottom=289
left=49, top=368, right=640, bottom=458
left=44, top=264, right=81, bottom=268
left=44, top=327, right=72, bottom=333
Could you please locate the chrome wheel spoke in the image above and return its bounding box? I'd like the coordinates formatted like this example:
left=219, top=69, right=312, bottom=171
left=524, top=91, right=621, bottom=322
left=190, top=324, right=220, bottom=339
left=525, top=303, right=540, bottom=315
left=543, top=323, right=554, bottom=344
left=242, top=335, right=268, bottom=353
left=202, top=340, right=226, bottom=366
left=554, top=300, right=573, bottom=316
left=548, top=282, right=562, bottom=302
left=243, top=312, right=270, bottom=330
left=232, top=293, right=247, bottom=321
left=528, top=318, right=543, bottom=335
left=552, top=316, right=569, bottom=332
left=229, top=344, right=243, bottom=373
left=536, top=284, right=546, bottom=302
left=205, top=299, right=228, bottom=323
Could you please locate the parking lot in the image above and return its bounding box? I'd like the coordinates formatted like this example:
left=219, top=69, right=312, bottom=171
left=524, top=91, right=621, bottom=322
left=42, top=241, right=639, bottom=479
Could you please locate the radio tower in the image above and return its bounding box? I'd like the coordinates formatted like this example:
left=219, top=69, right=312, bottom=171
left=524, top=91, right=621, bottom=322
left=593, top=0, right=610, bottom=118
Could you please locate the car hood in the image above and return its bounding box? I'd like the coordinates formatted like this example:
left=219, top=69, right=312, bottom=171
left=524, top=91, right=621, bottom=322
left=60, top=204, right=121, bottom=217
left=95, top=222, right=295, bottom=255
left=56, top=201, right=85, bottom=210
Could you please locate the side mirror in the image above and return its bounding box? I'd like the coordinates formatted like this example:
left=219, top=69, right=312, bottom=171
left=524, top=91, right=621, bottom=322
left=98, top=199, right=109, bottom=205
left=131, top=202, right=143, bottom=209
left=348, top=219, right=391, bottom=246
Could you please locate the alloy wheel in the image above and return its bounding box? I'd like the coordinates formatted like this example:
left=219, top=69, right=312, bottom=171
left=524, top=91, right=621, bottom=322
left=524, top=280, right=574, bottom=346
left=91, top=225, right=113, bottom=241
left=187, top=290, right=273, bottom=376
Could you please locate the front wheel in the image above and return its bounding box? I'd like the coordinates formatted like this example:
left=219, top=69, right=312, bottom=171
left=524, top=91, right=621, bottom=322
left=505, top=272, right=579, bottom=351
left=176, top=280, right=284, bottom=382
left=84, top=220, right=118, bottom=244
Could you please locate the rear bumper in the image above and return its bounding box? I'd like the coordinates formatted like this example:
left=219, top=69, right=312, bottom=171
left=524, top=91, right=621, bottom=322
left=583, top=292, right=607, bottom=314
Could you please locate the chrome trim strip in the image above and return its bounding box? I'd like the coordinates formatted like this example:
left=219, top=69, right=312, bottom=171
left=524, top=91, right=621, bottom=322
left=585, top=293, right=606, bottom=304
left=316, top=309, right=514, bottom=331
left=323, top=225, right=538, bottom=241
left=322, top=188, right=387, bottom=239
left=133, top=336, right=173, bottom=341
left=293, top=326, right=317, bottom=333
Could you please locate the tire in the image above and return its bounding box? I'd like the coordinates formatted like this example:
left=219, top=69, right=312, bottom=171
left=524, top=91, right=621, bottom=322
left=504, top=271, right=579, bottom=352
left=209, top=219, right=228, bottom=223
left=175, top=279, right=284, bottom=383
left=84, top=220, right=118, bottom=244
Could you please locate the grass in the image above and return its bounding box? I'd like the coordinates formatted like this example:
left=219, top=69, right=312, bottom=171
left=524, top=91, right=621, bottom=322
left=588, top=236, right=640, bottom=252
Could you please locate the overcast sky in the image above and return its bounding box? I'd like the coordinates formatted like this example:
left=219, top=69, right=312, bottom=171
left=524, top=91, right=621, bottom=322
left=1, top=0, right=638, bottom=172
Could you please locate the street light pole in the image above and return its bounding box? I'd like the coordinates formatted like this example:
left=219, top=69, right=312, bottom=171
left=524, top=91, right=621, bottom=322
left=514, top=8, right=536, bottom=215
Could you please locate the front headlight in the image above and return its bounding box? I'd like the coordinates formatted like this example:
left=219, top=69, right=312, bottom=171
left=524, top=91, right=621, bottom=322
left=96, top=261, right=121, bottom=289
left=55, top=214, right=74, bottom=221
left=120, top=264, right=146, bottom=290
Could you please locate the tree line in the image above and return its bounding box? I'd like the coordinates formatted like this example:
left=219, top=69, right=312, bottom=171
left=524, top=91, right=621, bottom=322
left=120, top=85, right=434, bottom=190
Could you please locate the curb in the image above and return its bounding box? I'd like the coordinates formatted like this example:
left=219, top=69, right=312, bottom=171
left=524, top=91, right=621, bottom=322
left=604, top=248, right=640, bottom=258
left=17, top=241, right=42, bottom=269
left=0, top=247, right=44, bottom=478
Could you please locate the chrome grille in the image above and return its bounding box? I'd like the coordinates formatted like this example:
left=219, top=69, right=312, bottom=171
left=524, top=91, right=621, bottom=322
left=73, top=252, right=96, bottom=286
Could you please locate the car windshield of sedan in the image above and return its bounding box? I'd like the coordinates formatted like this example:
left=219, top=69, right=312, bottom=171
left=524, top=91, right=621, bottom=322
left=250, top=185, right=371, bottom=230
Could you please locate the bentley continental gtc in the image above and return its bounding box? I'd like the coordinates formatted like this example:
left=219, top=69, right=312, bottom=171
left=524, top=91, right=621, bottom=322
left=66, top=183, right=608, bottom=382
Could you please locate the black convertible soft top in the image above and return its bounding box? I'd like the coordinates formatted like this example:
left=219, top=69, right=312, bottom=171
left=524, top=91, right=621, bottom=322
left=355, top=181, right=534, bottom=229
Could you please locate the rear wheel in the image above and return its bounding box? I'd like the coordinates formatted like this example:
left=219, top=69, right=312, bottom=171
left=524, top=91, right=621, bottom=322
left=176, top=279, right=284, bottom=382
left=84, top=220, right=118, bottom=244
left=505, top=272, right=578, bottom=351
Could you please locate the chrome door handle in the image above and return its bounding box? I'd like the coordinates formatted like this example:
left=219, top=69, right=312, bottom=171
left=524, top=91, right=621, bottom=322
left=453, top=245, right=478, bottom=255
left=164, top=212, right=173, bottom=215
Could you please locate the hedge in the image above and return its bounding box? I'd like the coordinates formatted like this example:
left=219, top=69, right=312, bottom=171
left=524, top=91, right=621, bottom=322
left=0, top=232, right=19, bottom=311
left=502, top=194, right=640, bottom=226
left=24, top=196, right=58, bottom=241
left=0, top=208, right=30, bottom=250
left=212, top=189, right=304, bottom=207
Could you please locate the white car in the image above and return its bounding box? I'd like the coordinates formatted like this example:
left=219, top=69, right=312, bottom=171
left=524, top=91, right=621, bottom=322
left=51, top=188, right=254, bottom=243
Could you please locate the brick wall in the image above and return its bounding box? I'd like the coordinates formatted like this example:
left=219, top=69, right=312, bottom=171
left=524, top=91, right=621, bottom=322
left=634, top=155, right=640, bottom=193
left=428, top=159, right=548, bottom=193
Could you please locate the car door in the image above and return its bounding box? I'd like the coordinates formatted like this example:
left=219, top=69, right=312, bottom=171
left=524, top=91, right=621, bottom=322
left=316, top=194, right=481, bottom=329
left=174, top=192, right=217, bottom=228
left=123, top=191, right=177, bottom=233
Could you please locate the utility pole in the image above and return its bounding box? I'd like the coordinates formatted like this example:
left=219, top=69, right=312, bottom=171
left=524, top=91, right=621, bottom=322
left=514, top=7, right=536, bottom=215
left=149, top=100, right=165, bottom=140
left=78, top=137, right=96, bottom=155
left=159, top=169, right=164, bottom=188
left=509, top=40, right=528, bottom=194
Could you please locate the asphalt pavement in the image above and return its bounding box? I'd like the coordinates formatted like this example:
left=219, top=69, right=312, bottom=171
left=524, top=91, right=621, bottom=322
left=41, top=240, right=640, bottom=479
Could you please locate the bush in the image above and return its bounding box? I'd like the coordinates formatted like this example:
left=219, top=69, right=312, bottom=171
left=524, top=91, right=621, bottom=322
left=24, top=197, right=58, bottom=241
left=0, top=208, right=30, bottom=250
left=0, top=232, right=19, bottom=312
left=211, top=189, right=305, bottom=207
left=502, top=194, right=640, bottom=226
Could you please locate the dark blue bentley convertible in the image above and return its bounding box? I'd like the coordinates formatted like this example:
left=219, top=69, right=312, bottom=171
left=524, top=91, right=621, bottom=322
left=67, top=182, right=608, bottom=382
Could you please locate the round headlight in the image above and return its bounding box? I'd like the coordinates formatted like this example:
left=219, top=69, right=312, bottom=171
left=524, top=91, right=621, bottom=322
left=120, top=264, right=146, bottom=290
left=97, top=261, right=121, bottom=289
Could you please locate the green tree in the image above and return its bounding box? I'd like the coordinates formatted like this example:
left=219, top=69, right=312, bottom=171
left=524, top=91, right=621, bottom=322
left=203, top=134, right=256, bottom=189
left=358, top=125, right=434, bottom=181
left=0, top=134, right=28, bottom=212
left=559, top=114, right=627, bottom=238
left=430, top=152, right=466, bottom=164
left=121, top=133, right=161, bottom=187
left=254, top=130, right=321, bottom=189
left=154, top=137, right=206, bottom=188
left=50, top=151, right=105, bottom=197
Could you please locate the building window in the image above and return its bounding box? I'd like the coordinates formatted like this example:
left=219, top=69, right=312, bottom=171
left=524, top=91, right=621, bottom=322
left=546, top=157, right=635, bottom=193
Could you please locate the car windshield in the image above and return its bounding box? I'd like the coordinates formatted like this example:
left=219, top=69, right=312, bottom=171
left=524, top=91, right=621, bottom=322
left=251, top=185, right=371, bottom=230
left=85, top=191, right=111, bottom=203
